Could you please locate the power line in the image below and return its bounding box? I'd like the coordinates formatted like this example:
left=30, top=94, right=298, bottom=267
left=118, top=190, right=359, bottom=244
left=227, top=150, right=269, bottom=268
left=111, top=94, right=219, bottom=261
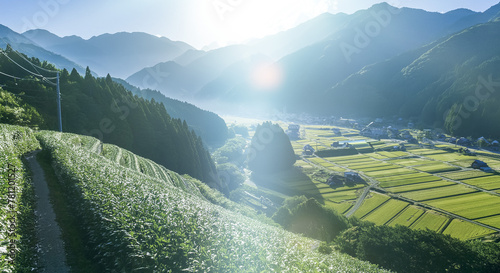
left=0, top=71, right=23, bottom=80
left=0, top=43, right=63, bottom=132
left=10, top=46, right=58, bottom=74
left=0, top=38, right=58, bottom=74
left=0, top=70, right=55, bottom=84
left=0, top=45, right=58, bottom=82
left=42, top=78, right=57, bottom=86
left=0, top=49, right=45, bottom=78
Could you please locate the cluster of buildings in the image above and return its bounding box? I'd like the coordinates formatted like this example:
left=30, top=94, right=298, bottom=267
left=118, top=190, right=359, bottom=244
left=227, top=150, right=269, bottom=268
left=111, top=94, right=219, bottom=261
left=327, top=172, right=363, bottom=187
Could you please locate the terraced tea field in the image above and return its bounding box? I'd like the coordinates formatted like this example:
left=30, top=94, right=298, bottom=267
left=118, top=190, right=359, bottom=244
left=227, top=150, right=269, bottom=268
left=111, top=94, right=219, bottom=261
left=35, top=130, right=389, bottom=272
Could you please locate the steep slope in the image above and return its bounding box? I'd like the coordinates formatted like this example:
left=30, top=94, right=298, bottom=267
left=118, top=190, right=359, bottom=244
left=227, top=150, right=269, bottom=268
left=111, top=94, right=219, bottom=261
left=0, top=47, right=218, bottom=186
left=125, top=61, right=186, bottom=98
left=325, top=19, right=500, bottom=137
left=0, top=25, right=86, bottom=74
left=32, top=128, right=388, bottom=272
left=23, top=30, right=194, bottom=78
left=114, top=78, right=229, bottom=145
left=269, top=3, right=483, bottom=112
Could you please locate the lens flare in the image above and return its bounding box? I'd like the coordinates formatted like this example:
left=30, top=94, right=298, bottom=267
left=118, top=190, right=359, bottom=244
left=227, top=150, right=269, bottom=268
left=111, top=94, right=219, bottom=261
left=250, top=63, right=283, bottom=90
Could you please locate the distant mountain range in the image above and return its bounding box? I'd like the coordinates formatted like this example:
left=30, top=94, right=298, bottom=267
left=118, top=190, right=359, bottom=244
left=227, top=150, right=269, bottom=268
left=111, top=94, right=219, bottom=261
left=194, top=3, right=500, bottom=112
left=0, top=25, right=87, bottom=74
left=2, top=2, right=500, bottom=137
left=124, top=3, right=500, bottom=114
left=22, top=30, right=194, bottom=78
left=0, top=26, right=228, bottom=145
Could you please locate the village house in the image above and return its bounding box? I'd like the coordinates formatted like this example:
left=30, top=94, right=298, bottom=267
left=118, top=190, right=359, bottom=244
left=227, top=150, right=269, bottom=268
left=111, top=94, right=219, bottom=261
left=303, top=144, right=315, bottom=155
left=287, top=124, right=300, bottom=139
left=344, top=172, right=362, bottom=182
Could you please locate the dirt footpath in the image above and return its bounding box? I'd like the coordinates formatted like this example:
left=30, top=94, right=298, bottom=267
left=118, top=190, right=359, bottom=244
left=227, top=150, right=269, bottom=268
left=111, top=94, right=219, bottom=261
left=26, top=151, right=70, bottom=273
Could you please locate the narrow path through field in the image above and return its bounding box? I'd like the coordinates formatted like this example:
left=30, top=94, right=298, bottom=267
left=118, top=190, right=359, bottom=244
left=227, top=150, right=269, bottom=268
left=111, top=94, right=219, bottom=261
left=300, top=133, right=377, bottom=217
left=115, top=147, right=122, bottom=164
left=157, top=166, right=171, bottom=184
left=90, top=139, right=102, bottom=154
left=26, top=151, right=70, bottom=273
left=345, top=187, right=372, bottom=217
left=147, top=160, right=159, bottom=179
left=132, top=153, right=140, bottom=171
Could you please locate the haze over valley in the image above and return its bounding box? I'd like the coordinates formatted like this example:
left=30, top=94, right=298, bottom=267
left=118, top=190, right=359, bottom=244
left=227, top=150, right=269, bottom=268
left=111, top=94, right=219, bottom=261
left=1, top=1, right=500, bottom=272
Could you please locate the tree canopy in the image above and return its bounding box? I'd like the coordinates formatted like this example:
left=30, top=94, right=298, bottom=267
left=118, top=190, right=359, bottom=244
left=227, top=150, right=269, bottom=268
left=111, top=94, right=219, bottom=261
left=247, top=122, right=296, bottom=173
left=0, top=46, right=218, bottom=187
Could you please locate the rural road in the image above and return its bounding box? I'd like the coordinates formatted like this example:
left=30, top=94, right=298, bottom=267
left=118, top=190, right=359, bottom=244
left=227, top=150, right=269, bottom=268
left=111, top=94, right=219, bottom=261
left=26, top=151, right=70, bottom=273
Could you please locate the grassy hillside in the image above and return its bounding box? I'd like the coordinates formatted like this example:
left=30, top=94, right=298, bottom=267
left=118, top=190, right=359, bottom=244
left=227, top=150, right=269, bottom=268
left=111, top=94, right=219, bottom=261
left=0, top=124, right=388, bottom=272
left=0, top=46, right=219, bottom=188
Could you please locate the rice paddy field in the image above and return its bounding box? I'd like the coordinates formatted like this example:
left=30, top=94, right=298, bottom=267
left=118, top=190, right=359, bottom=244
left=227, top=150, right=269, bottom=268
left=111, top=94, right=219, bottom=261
left=362, top=199, right=409, bottom=225
left=283, top=124, right=500, bottom=240
left=387, top=205, right=425, bottom=227
left=351, top=192, right=390, bottom=219
left=424, top=192, right=500, bottom=220
left=443, top=219, right=497, bottom=240
left=410, top=211, right=450, bottom=232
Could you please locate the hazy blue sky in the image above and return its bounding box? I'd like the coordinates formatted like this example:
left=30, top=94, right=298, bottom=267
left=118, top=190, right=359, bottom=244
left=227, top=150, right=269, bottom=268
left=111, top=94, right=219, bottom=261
left=1, top=0, right=499, bottom=49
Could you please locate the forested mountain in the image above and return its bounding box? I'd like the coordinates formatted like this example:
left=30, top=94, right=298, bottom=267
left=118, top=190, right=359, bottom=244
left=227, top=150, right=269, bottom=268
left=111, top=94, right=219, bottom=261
left=322, top=19, right=500, bottom=137
left=126, top=45, right=255, bottom=101
left=123, top=12, right=355, bottom=103
left=23, top=30, right=194, bottom=78
left=196, top=3, right=490, bottom=112
left=0, top=45, right=220, bottom=188
left=247, top=122, right=296, bottom=174
left=114, top=78, right=228, bottom=145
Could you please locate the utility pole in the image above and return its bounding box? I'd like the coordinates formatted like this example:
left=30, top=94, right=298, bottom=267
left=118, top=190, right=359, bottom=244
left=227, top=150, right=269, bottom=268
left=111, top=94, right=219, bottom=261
left=56, top=71, right=62, bottom=132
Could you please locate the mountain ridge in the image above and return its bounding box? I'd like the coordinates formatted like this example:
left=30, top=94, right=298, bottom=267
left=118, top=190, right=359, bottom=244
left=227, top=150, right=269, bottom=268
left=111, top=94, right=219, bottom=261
left=0, top=24, right=87, bottom=74
left=322, top=20, right=500, bottom=137
left=23, top=29, right=195, bottom=78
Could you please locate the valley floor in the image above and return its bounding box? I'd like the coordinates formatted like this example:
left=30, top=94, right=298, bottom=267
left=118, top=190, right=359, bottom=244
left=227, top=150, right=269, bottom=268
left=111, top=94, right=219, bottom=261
left=233, top=119, right=500, bottom=241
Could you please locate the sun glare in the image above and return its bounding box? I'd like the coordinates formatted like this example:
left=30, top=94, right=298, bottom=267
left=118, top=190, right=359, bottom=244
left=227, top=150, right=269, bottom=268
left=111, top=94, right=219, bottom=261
left=208, top=0, right=336, bottom=46
left=250, top=62, right=283, bottom=90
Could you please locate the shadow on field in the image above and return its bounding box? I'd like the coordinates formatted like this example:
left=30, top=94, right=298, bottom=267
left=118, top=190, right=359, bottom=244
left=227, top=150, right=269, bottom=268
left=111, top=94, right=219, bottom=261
left=251, top=167, right=325, bottom=205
